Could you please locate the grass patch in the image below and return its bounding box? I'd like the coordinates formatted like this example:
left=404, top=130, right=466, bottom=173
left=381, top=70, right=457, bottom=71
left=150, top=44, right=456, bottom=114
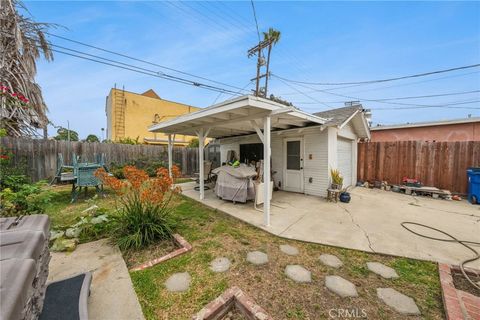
left=130, top=196, right=443, bottom=320
left=42, top=189, right=443, bottom=319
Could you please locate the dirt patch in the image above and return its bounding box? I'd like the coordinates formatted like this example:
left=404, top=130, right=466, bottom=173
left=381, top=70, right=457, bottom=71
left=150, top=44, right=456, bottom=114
left=123, top=239, right=178, bottom=268
left=452, top=269, right=480, bottom=297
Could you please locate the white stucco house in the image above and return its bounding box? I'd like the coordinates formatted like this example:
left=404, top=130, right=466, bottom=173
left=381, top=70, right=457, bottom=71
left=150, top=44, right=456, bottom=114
left=149, top=95, right=370, bottom=226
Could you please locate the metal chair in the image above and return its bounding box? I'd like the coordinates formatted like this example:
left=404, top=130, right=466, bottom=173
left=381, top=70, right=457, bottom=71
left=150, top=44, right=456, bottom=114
left=50, top=153, right=75, bottom=185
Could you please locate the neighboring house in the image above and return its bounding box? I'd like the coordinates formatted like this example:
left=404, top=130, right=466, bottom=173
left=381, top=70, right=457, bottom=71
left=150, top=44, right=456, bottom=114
left=370, top=117, right=480, bottom=142
left=105, top=88, right=200, bottom=145
left=150, top=96, right=370, bottom=198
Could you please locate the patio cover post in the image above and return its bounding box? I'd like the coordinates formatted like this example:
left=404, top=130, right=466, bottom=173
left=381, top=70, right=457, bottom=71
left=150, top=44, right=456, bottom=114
left=197, top=129, right=205, bottom=200
left=263, top=115, right=271, bottom=226
left=167, top=134, right=173, bottom=178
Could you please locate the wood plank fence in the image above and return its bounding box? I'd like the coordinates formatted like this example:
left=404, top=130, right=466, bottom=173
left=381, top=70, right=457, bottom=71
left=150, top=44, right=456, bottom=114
left=357, top=141, right=480, bottom=194
left=0, top=137, right=199, bottom=182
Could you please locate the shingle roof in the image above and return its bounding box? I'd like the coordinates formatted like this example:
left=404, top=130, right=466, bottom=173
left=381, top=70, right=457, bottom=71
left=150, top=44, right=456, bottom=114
left=313, top=105, right=363, bottom=127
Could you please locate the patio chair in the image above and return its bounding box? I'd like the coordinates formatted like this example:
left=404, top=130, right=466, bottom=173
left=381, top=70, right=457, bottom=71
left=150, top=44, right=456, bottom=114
left=71, top=164, right=103, bottom=202
left=50, top=153, right=75, bottom=185
left=194, top=161, right=213, bottom=191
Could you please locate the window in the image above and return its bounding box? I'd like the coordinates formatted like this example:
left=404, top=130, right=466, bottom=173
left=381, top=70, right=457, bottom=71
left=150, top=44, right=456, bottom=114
left=286, top=141, right=301, bottom=170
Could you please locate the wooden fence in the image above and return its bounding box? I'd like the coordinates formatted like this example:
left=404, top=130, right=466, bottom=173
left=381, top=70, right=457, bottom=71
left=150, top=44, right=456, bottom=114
left=0, top=137, right=199, bottom=182
left=357, top=141, right=480, bottom=194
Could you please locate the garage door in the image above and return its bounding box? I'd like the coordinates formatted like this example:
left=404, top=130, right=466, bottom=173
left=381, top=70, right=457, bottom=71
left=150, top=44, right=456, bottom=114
left=337, top=138, right=353, bottom=188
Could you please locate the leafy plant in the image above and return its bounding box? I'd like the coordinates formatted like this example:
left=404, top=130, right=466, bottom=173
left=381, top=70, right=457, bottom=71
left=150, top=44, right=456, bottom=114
left=0, top=181, right=57, bottom=217
left=188, top=138, right=199, bottom=148
left=330, top=168, right=343, bottom=186
left=85, top=134, right=99, bottom=143
left=117, top=136, right=139, bottom=145
left=109, top=158, right=167, bottom=178
left=54, top=127, right=79, bottom=141
left=95, top=165, right=181, bottom=250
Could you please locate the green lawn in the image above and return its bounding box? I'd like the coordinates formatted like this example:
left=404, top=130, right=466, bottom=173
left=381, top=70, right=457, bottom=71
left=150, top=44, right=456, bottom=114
left=45, top=186, right=444, bottom=320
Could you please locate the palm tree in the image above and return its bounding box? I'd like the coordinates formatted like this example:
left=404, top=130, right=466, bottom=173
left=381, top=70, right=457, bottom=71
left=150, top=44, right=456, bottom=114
left=262, top=28, right=281, bottom=98
left=0, top=0, right=53, bottom=137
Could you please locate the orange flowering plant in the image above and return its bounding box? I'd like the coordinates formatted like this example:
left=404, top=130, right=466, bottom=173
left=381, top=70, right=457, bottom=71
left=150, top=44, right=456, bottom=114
left=95, top=165, right=182, bottom=250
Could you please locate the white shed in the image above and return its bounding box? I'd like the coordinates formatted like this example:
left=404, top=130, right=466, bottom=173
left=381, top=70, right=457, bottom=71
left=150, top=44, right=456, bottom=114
left=217, top=104, right=370, bottom=197
left=149, top=95, right=370, bottom=225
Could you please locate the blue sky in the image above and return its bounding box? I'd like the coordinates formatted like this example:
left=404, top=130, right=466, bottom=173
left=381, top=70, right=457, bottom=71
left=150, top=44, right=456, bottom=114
left=26, top=1, right=480, bottom=139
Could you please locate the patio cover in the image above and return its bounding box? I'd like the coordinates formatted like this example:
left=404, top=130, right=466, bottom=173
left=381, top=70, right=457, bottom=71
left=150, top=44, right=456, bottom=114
left=149, top=95, right=327, bottom=226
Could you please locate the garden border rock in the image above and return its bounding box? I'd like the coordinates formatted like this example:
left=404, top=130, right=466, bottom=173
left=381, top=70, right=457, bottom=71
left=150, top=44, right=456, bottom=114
left=192, top=286, right=273, bottom=320
left=130, top=234, right=192, bottom=272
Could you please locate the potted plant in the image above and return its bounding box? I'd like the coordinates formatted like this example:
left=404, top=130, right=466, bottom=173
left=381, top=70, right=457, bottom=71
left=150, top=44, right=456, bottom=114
left=330, top=169, right=343, bottom=190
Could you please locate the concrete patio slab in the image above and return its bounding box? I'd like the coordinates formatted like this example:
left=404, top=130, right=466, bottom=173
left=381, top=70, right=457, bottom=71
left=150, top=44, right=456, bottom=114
left=48, top=239, right=144, bottom=320
left=181, top=182, right=480, bottom=268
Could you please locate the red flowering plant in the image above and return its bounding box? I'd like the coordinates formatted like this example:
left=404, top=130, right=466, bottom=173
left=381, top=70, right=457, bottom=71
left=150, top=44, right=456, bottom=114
left=0, top=85, right=30, bottom=107
left=95, top=165, right=182, bottom=250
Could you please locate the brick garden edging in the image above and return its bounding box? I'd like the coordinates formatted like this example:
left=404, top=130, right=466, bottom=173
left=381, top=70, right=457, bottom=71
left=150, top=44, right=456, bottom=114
left=192, top=286, right=273, bottom=320
left=439, top=263, right=480, bottom=320
left=130, top=234, right=192, bottom=272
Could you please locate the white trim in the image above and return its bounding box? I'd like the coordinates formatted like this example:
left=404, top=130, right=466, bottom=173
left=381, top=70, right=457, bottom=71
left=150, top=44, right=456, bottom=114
left=338, top=109, right=360, bottom=130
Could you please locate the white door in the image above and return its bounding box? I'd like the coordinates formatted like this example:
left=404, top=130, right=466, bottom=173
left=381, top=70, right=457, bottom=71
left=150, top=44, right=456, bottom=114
left=337, top=138, right=353, bottom=188
left=284, top=138, right=304, bottom=193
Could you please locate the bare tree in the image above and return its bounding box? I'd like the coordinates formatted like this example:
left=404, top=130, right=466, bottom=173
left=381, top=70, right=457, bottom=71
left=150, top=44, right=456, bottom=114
left=0, top=0, right=53, bottom=137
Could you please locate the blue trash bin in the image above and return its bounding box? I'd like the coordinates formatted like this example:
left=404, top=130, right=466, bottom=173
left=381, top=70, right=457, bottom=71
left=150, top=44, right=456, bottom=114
left=467, top=167, right=480, bottom=204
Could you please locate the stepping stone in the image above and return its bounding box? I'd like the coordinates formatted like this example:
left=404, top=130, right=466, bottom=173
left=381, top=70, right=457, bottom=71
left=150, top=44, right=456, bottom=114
left=279, top=244, right=299, bottom=256
left=319, top=254, right=343, bottom=269
left=367, top=262, right=399, bottom=279
left=210, top=257, right=231, bottom=273
left=165, top=272, right=191, bottom=292
left=325, top=275, right=358, bottom=298
left=377, top=288, right=420, bottom=315
left=246, top=251, right=268, bottom=265
left=285, top=265, right=312, bottom=283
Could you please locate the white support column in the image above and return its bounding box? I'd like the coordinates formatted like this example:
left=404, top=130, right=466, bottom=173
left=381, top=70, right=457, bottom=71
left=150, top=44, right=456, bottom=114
left=167, top=134, right=173, bottom=178
left=263, top=116, right=271, bottom=227
left=198, top=129, right=205, bottom=200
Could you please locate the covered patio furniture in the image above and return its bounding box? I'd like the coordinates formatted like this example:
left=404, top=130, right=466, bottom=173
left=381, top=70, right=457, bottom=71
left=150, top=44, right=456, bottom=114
left=212, top=164, right=257, bottom=203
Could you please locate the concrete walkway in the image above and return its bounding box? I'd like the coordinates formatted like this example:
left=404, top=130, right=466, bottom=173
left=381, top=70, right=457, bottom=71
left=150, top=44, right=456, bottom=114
left=48, top=239, right=144, bottom=320
left=182, top=182, right=480, bottom=268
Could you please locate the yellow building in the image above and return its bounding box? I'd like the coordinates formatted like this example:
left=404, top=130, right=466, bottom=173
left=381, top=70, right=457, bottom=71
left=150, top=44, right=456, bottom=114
left=105, top=88, right=200, bottom=145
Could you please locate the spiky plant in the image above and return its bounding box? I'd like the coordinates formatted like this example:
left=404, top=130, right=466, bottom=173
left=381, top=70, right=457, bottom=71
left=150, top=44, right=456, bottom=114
left=0, top=0, right=54, bottom=137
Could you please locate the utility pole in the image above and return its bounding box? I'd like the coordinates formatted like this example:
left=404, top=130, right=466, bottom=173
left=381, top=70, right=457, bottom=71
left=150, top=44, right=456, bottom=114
left=247, top=39, right=270, bottom=97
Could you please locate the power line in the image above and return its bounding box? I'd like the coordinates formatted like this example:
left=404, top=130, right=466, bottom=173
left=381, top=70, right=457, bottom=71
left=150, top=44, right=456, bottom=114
left=275, top=76, right=331, bottom=108
left=273, top=63, right=480, bottom=86
left=272, top=74, right=480, bottom=108
left=50, top=48, right=243, bottom=96
left=278, top=70, right=480, bottom=95
left=45, top=32, right=248, bottom=92
left=250, top=0, right=261, bottom=42
left=371, top=100, right=480, bottom=110
left=290, top=89, right=480, bottom=104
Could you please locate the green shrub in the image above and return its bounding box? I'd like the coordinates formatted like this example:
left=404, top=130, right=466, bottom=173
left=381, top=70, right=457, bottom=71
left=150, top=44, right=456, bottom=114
left=112, top=194, right=176, bottom=250
left=0, top=181, right=57, bottom=217
left=109, top=158, right=167, bottom=178
left=96, top=165, right=181, bottom=250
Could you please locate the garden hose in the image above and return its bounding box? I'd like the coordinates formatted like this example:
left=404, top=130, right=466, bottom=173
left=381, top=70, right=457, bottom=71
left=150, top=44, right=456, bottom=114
left=401, top=221, right=480, bottom=291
